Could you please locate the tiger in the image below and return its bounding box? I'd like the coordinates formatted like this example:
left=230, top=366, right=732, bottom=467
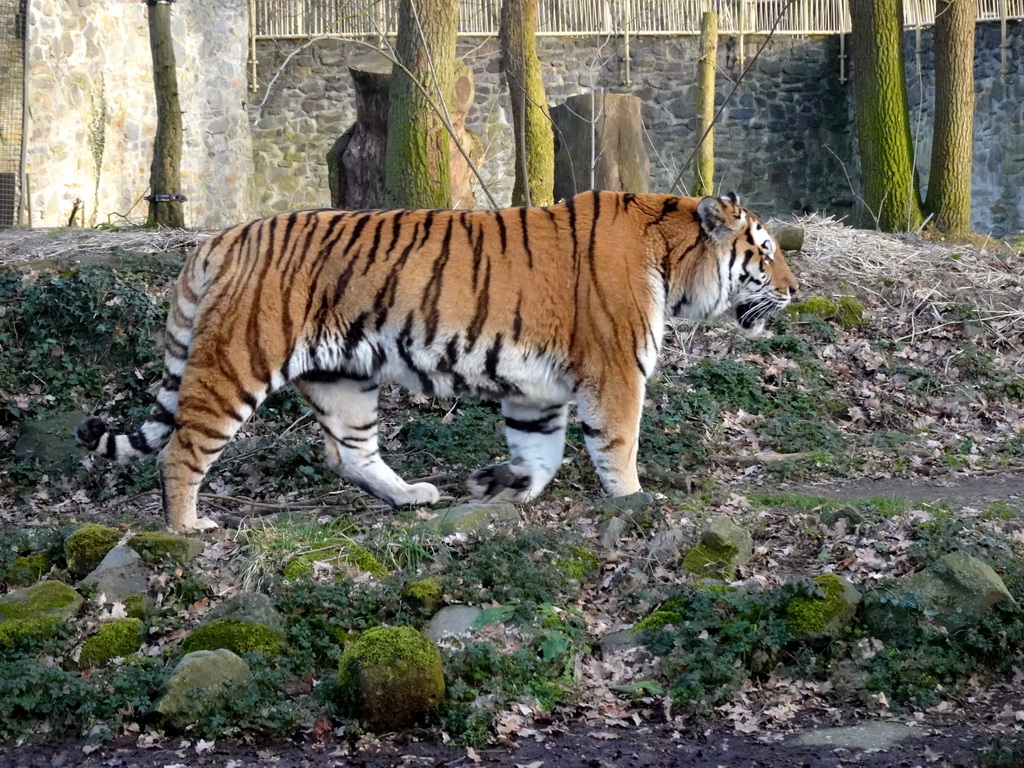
left=77, top=190, right=798, bottom=532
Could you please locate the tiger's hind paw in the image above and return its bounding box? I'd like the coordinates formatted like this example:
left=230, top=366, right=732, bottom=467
left=391, top=483, right=441, bottom=506
left=466, top=460, right=533, bottom=502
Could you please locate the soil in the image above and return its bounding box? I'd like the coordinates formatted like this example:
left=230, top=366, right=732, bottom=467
left=0, top=716, right=995, bottom=768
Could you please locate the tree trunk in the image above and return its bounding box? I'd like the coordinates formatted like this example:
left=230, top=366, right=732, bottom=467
left=384, top=0, right=458, bottom=209
left=849, top=0, right=923, bottom=232
left=145, top=0, right=184, bottom=229
left=924, top=0, right=975, bottom=236
left=551, top=91, right=650, bottom=200
left=500, top=0, right=554, bottom=207
left=328, top=67, right=392, bottom=209
left=693, top=12, right=718, bottom=197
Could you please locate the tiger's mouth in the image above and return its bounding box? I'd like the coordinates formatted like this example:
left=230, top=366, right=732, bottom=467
left=734, top=298, right=784, bottom=338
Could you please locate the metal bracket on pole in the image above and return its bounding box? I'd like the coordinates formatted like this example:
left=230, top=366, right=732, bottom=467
left=145, top=194, right=188, bottom=203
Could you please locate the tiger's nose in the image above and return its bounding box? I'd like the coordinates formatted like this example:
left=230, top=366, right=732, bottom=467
left=789, top=285, right=798, bottom=297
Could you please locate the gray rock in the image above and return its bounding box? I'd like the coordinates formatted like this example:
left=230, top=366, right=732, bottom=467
left=424, top=605, right=483, bottom=642
left=155, top=650, right=252, bottom=728
left=599, top=628, right=652, bottom=657
left=597, top=516, right=630, bottom=550
left=645, top=529, right=688, bottom=566
left=416, top=502, right=520, bottom=536
left=79, top=545, right=150, bottom=604
left=790, top=721, right=919, bottom=749
left=14, top=411, right=85, bottom=468
left=864, top=550, right=1015, bottom=634
left=0, top=580, right=84, bottom=622
left=681, top=517, right=753, bottom=580
left=598, top=492, right=655, bottom=516
left=203, top=591, right=285, bottom=633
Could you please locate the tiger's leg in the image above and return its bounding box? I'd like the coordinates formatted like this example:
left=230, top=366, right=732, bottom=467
left=296, top=378, right=441, bottom=506
left=161, top=378, right=266, bottom=532
left=576, top=377, right=645, bottom=497
left=466, top=399, right=568, bottom=502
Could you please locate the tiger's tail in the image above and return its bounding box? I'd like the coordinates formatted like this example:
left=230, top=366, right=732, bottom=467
left=77, top=244, right=213, bottom=463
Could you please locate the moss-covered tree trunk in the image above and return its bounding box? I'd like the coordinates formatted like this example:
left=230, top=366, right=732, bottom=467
left=500, top=0, right=554, bottom=207
left=924, top=0, right=975, bottom=236
left=144, top=0, right=184, bottom=229
left=384, top=0, right=458, bottom=209
left=693, top=12, right=718, bottom=197
left=849, top=0, right=923, bottom=232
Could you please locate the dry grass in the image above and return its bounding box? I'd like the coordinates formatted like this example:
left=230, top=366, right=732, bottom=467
left=786, top=215, right=1024, bottom=348
left=0, top=227, right=206, bottom=268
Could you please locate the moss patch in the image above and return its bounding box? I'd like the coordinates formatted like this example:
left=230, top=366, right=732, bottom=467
left=633, top=610, right=682, bottom=631
left=79, top=618, right=144, bottom=667
left=0, top=580, right=84, bottom=650
left=7, top=554, right=48, bottom=586
left=337, top=625, right=445, bottom=732
left=127, top=532, right=203, bottom=565
left=402, top=578, right=443, bottom=614
left=785, top=574, right=858, bottom=636
left=557, top=546, right=600, bottom=581
left=788, top=295, right=866, bottom=329
left=64, top=523, right=121, bottom=577
left=180, top=619, right=285, bottom=657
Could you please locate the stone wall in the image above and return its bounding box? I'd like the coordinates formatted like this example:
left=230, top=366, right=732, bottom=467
left=26, top=0, right=251, bottom=229
left=21, top=5, right=1023, bottom=235
left=251, top=22, right=1023, bottom=236
left=250, top=34, right=857, bottom=219
left=901, top=23, right=1024, bottom=236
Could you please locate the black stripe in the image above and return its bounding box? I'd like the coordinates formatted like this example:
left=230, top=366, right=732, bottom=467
left=162, top=372, right=182, bottom=391
left=512, top=296, right=523, bottom=342
left=496, top=210, right=507, bottom=253
left=128, top=431, right=151, bottom=454
left=150, top=402, right=178, bottom=428
left=579, top=421, right=602, bottom=438
left=519, top=207, right=533, bottom=269
left=505, top=416, right=561, bottom=435
left=104, top=434, right=117, bottom=459
left=361, top=216, right=387, bottom=275
left=421, top=217, right=454, bottom=346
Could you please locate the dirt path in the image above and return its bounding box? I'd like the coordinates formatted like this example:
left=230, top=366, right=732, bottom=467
left=797, top=469, right=1024, bottom=506
left=0, top=716, right=994, bottom=768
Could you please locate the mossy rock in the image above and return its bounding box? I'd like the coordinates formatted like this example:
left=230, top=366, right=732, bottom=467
left=180, top=619, right=285, bottom=657
left=124, top=594, right=157, bottom=620
left=127, top=531, right=204, bottom=565
left=787, top=295, right=866, bottom=329
left=557, top=546, right=600, bottom=581
left=0, top=580, right=84, bottom=650
left=416, top=501, right=520, bottom=536
left=6, top=554, right=49, bottom=586
left=79, top=618, right=145, bottom=668
left=203, top=591, right=285, bottom=633
left=337, top=625, right=445, bottom=732
left=156, top=649, right=252, bottom=729
left=632, top=610, right=682, bottom=632
left=785, top=574, right=861, bottom=641
left=681, top=517, right=753, bottom=581
left=65, top=523, right=121, bottom=577
left=402, top=578, right=444, bottom=615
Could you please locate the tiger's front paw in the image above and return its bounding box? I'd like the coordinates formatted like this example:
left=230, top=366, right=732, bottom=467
left=396, top=483, right=441, bottom=506
left=466, top=461, right=533, bottom=502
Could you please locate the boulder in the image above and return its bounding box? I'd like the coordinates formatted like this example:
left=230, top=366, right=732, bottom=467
left=127, top=531, right=204, bottom=565
left=79, top=618, right=145, bottom=668
left=416, top=501, right=520, bottom=536
left=424, top=605, right=483, bottom=642
left=14, top=410, right=85, bottom=469
left=65, top=523, right=121, bottom=578
left=645, top=528, right=688, bottom=566
left=863, top=550, right=1015, bottom=634
left=785, top=574, right=861, bottom=641
left=337, top=625, right=445, bottom=732
left=681, top=517, right=753, bottom=580
left=79, top=545, right=150, bottom=604
left=203, top=591, right=285, bottom=633
left=0, top=580, right=84, bottom=649
left=156, top=649, right=252, bottom=728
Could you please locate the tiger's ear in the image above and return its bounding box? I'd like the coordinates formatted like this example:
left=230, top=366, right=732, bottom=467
left=697, top=193, right=743, bottom=243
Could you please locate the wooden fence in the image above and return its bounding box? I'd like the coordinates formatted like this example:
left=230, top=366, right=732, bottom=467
left=252, top=0, right=1024, bottom=38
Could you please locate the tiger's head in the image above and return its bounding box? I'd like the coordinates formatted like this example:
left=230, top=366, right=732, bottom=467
left=660, top=192, right=798, bottom=338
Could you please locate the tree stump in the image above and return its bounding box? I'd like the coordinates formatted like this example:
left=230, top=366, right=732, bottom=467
left=551, top=90, right=650, bottom=201
left=327, top=64, right=478, bottom=210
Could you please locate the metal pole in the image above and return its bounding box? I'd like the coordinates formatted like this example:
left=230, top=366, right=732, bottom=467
left=19, top=0, right=30, bottom=225
left=249, top=0, right=258, bottom=91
